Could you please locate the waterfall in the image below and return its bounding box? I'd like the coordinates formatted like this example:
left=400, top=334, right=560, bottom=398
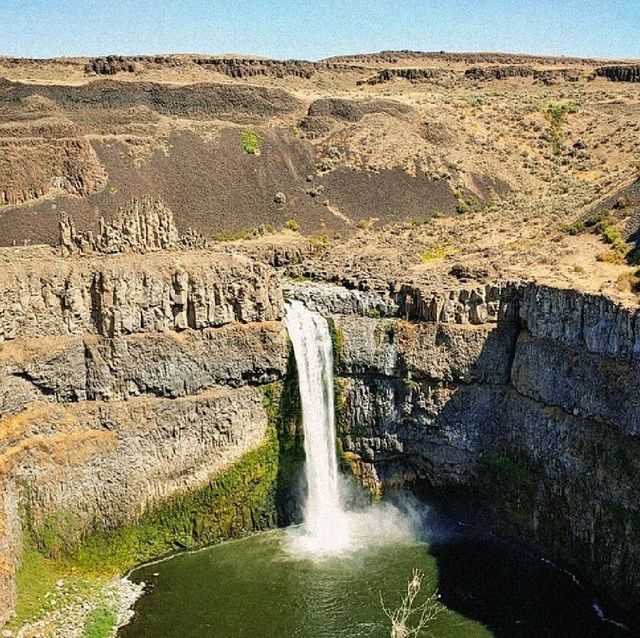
left=285, top=300, right=350, bottom=554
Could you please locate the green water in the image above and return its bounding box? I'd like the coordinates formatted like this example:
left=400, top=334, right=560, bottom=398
left=119, top=529, right=490, bottom=638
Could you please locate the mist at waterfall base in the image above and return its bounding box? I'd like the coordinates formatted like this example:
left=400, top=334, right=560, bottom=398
left=117, top=302, right=633, bottom=637
left=283, top=299, right=417, bottom=558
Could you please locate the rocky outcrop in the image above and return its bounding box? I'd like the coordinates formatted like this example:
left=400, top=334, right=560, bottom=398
left=464, top=65, right=581, bottom=83
left=194, top=57, right=315, bottom=80
left=284, top=281, right=396, bottom=317
left=60, top=198, right=212, bottom=256
left=85, top=56, right=139, bottom=75
left=392, top=281, right=517, bottom=324
left=306, top=98, right=412, bottom=123
left=465, top=65, right=537, bottom=80
left=84, top=56, right=317, bottom=79
left=356, top=68, right=449, bottom=85
left=3, top=262, right=640, bottom=625
left=323, top=50, right=607, bottom=66
left=518, top=283, right=639, bottom=361
left=596, top=65, right=640, bottom=83
left=0, top=322, right=286, bottom=414
left=2, top=385, right=270, bottom=538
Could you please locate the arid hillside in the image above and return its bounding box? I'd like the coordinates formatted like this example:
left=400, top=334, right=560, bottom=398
left=0, top=51, right=639, bottom=300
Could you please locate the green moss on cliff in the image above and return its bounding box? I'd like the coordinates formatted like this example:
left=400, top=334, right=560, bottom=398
left=11, top=347, right=307, bottom=632
left=19, top=378, right=304, bottom=589
left=263, top=354, right=305, bottom=523
left=334, top=377, right=348, bottom=434
left=40, top=429, right=281, bottom=577
left=482, top=453, right=536, bottom=491
left=326, top=317, right=345, bottom=372
left=36, top=510, right=83, bottom=559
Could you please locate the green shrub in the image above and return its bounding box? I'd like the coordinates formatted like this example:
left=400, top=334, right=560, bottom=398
left=326, top=318, right=345, bottom=371
left=36, top=511, right=81, bottom=559
left=542, top=101, right=579, bottom=128
left=563, top=209, right=630, bottom=260
left=284, top=218, right=301, bottom=232
left=421, top=245, right=456, bottom=261
left=456, top=200, right=471, bottom=214
left=241, top=128, right=261, bottom=155
left=310, top=234, right=330, bottom=245
left=562, top=220, right=586, bottom=235
left=403, top=372, right=419, bottom=392
left=541, top=101, right=579, bottom=155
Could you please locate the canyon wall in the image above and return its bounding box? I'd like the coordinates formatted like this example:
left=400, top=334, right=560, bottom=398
left=287, top=280, right=640, bottom=612
left=2, top=253, right=639, bottom=625
left=0, top=250, right=288, bottom=625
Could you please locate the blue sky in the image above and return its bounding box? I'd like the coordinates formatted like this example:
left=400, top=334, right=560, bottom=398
left=1, top=0, right=638, bottom=60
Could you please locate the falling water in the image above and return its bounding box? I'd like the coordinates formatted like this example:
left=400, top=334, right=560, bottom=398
left=284, top=300, right=350, bottom=554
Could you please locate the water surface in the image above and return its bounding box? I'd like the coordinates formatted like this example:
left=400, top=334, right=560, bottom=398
left=119, top=528, right=487, bottom=638
left=119, top=500, right=631, bottom=638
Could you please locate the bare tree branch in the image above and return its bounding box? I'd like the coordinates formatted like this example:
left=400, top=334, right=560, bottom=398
left=380, top=569, right=444, bottom=638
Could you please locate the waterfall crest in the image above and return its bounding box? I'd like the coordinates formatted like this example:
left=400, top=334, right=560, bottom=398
left=284, top=300, right=350, bottom=554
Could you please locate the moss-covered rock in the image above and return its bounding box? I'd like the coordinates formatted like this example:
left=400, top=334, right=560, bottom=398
left=13, top=368, right=305, bottom=627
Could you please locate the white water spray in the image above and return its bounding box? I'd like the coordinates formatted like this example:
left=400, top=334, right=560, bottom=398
left=284, top=300, right=350, bottom=554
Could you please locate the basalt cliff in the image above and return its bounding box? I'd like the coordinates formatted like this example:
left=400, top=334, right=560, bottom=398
left=1, top=246, right=640, bottom=630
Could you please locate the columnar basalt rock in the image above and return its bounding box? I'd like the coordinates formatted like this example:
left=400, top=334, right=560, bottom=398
left=0, top=251, right=282, bottom=342
left=0, top=249, right=287, bottom=626
left=94, top=197, right=179, bottom=254
left=59, top=198, right=208, bottom=256
left=596, top=65, right=640, bottom=83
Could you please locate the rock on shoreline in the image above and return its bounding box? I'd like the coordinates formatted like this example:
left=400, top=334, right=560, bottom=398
left=12, top=577, right=144, bottom=638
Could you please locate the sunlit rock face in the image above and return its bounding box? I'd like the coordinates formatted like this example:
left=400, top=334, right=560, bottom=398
left=0, top=251, right=287, bottom=626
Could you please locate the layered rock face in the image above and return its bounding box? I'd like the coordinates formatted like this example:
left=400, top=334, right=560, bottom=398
left=2, top=255, right=639, bottom=626
left=287, top=281, right=640, bottom=613
left=0, top=250, right=287, bottom=625
left=0, top=137, right=107, bottom=208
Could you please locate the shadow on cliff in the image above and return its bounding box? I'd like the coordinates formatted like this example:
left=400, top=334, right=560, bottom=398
left=372, top=311, right=636, bottom=637
left=415, top=487, right=633, bottom=638
left=274, top=347, right=306, bottom=526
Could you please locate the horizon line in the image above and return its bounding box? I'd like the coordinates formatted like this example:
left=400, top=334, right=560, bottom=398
left=0, top=49, right=639, bottom=64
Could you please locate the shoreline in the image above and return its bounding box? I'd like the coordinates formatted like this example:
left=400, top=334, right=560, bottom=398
left=10, top=576, right=144, bottom=638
